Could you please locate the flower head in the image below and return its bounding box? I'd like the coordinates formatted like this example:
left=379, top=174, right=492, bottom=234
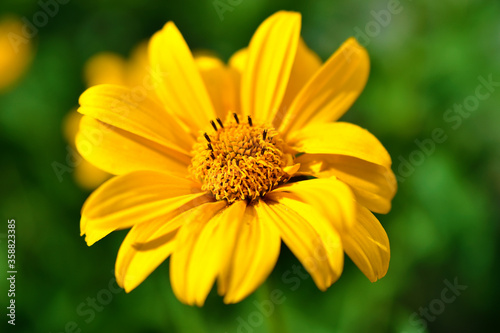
left=189, top=114, right=296, bottom=203
left=77, top=11, right=397, bottom=305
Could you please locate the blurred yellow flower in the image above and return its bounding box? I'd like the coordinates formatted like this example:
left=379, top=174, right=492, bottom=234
left=63, top=110, right=110, bottom=190
left=64, top=42, right=149, bottom=190
left=0, top=16, right=32, bottom=92
left=78, top=11, right=397, bottom=305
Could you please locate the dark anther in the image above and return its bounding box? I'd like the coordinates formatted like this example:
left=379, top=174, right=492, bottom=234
left=204, top=133, right=211, bottom=142
left=211, top=152, right=215, bottom=159
left=216, top=118, right=224, bottom=128
left=261, top=148, right=265, bottom=154
left=207, top=143, right=213, bottom=150
left=263, top=129, right=267, bottom=140
left=233, top=113, right=239, bottom=124
left=248, top=116, right=253, bottom=126
left=210, top=120, right=218, bottom=131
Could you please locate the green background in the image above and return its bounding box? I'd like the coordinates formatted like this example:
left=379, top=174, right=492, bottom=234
left=1, top=0, right=499, bottom=332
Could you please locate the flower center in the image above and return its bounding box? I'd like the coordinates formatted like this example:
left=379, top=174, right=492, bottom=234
left=189, top=113, right=292, bottom=203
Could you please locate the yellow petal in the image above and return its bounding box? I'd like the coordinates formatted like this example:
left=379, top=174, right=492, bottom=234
left=149, top=22, right=217, bottom=133
left=288, top=122, right=392, bottom=168
left=241, top=11, right=301, bottom=124
left=74, top=159, right=110, bottom=190
left=275, top=38, right=322, bottom=127
left=124, top=41, right=149, bottom=87
left=280, top=38, right=369, bottom=136
left=283, top=163, right=301, bottom=176
left=231, top=38, right=321, bottom=128
left=63, top=109, right=82, bottom=147
left=342, top=203, right=390, bottom=282
left=195, top=55, right=239, bottom=118
left=81, top=170, right=210, bottom=246
left=170, top=200, right=238, bottom=306
left=76, top=116, right=189, bottom=176
left=84, top=53, right=127, bottom=87
left=115, top=219, right=178, bottom=292
left=115, top=201, right=211, bottom=292
left=261, top=196, right=343, bottom=290
left=221, top=202, right=281, bottom=304
left=228, top=48, right=247, bottom=74
left=64, top=109, right=110, bottom=189
left=270, top=177, right=356, bottom=231
left=79, top=84, right=193, bottom=154
left=297, top=154, right=397, bottom=214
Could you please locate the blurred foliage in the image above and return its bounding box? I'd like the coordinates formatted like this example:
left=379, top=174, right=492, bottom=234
left=1, top=0, right=499, bottom=332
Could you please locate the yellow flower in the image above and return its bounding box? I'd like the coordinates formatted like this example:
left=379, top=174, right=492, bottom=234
left=77, top=11, right=397, bottom=305
left=64, top=42, right=149, bottom=189
left=0, top=16, right=32, bottom=92
left=63, top=109, right=110, bottom=190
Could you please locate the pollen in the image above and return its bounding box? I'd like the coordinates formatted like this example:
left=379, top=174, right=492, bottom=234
left=189, top=113, right=293, bottom=203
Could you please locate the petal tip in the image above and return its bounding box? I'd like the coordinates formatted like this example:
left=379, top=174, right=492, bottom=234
left=84, top=235, right=96, bottom=247
left=274, top=10, right=302, bottom=21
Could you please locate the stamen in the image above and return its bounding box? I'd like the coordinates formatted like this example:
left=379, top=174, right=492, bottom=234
left=189, top=114, right=292, bottom=204
left=210, top=120, right=218, bottom=131
left=216, top=118, right=224, bottom=128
